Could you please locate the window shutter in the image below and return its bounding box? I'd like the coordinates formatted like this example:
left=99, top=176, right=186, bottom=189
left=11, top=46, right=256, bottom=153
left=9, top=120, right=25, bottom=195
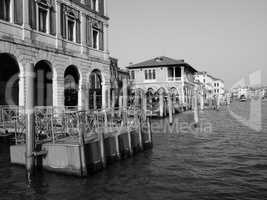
left=50, top=6, right=56, bottom=35
left=86, top=17, right=92, bottom=47
left=99, top=0, right=104, bottom=15
left=76, top=17, right=81, bottom=43
left=14, top=0, right=23, bottom=25
left=29, top=0, right=36, bottom=29
left=99, top=23, right=104, bottom=51
left=61, top=5, right=66, bottom=39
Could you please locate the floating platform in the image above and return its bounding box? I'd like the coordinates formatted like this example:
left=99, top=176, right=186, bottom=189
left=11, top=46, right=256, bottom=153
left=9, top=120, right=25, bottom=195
left=10, top=125, right=152, bottom=177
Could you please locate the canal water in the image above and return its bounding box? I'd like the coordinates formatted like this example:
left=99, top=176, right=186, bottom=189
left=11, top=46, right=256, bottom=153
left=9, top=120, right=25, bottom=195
left=1, top=101, right=267, bottom=200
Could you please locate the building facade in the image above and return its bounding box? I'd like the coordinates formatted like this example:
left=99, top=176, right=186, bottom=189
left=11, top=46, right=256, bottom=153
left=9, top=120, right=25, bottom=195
left=194, top=71, right=225, bottom=104
left=127, top=56, right=197, bottom=108
left=0, top=0, right=111, bottom=109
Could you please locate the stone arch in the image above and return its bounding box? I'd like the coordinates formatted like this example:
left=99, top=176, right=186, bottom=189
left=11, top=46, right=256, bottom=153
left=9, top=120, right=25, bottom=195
left=87, top=68, right=106, bottom=86
left=34, top=60, right=53, bottom=106
left=64, top=65, right=80, bottom=107
left=88, top=69, right=103, bottom=109
left=0, top=53, right=20, bottom=105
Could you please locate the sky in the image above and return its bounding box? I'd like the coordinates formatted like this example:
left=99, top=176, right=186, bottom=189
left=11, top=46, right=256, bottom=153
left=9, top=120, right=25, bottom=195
left=108, top=0, right=267, bottom=89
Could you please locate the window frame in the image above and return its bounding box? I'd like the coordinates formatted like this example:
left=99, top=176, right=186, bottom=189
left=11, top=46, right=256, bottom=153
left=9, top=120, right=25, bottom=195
left=66, top=14, right=76, bottom=42
left=0, top=0, right=11, bottom=22
left=91, top=0, right=99, bottom=12
left=92, top=28, right=99, bottom=49
left=144, top=70, right=148, bottom=80
left=36, top=0, right=51, bottom=34
left=152, top=69, right=156, bottom=79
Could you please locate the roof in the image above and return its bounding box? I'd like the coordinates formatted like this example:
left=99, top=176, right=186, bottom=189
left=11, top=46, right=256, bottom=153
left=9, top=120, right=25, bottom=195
left=126, top=56, right=197, bottom=73
left=118, top=68, right=129, bottom=75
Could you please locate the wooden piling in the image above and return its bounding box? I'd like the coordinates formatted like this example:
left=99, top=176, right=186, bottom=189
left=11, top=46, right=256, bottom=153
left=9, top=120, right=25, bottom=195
left=25, top=64, right=35, bottom=180
left=98, top=131, right=106, bottom=168
left=79, top=113, right=87, bottom=177
left=167, top=94, right=173, bottom=125
left=194, top=88, right=199, bottom=126
left=159, top=93, right=164, bottom=117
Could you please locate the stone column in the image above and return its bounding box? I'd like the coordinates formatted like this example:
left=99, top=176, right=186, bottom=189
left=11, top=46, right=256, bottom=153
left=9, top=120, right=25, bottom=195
left=104, top=23, right=109, bottom=60
left=102, top=84, right=106, bottom=109
left=102, top=83, right=110, bottom=109
left=55, top=0, right=62, bottom=49
left=18, top=74, right=25, bottom=107
left=78, top=84, right=87, bottom=110
left=80, top=13, right=87, bottom=54
left=24, top=63, right=35, bottom=178
left=10, top=0, right=14, bottom=23
left=22, top=0, right=30, bottom=40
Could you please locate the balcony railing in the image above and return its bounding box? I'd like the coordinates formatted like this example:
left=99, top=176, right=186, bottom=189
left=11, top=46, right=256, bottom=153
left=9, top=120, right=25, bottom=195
left=168, top=77, right=182, bottom=81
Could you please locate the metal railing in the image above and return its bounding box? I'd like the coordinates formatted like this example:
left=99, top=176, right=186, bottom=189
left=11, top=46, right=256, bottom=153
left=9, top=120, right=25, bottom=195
left=0, top=106, right=26, bottom=144
left=0, top=105, right=146, bottom=145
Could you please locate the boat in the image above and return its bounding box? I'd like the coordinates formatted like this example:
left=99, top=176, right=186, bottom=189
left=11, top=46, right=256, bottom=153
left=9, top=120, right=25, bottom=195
left=240, top=95, right=247, bottom=102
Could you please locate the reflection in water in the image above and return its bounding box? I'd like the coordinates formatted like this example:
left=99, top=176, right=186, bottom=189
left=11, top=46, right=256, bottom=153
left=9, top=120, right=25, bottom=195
left=0, top=102, right=267, bottom=200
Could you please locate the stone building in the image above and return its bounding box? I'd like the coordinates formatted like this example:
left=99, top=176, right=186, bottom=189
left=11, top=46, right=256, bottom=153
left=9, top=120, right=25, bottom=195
left=127, top=56, right=197, bottom=109
left=0, top=0, right=111, bottom=109
left=194, top=71, right=225, bottom=104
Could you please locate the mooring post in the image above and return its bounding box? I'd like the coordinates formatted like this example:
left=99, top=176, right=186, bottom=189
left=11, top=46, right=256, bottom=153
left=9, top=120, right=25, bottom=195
left=200, top=91, right=204, bottom=111
left=194, top=87, right=199, bottom=126
left=147, top=116, right=152, bottom=145
left=167, top=93, right=173, bottom=125
left=122, top=79, right=128, bottom=109
left=159, top=92, right=164, bottom=117
left=114, top=131, right=120, bottom=159
left=137, top=111, right=144, bottom=151
left=25, top=63, right=35, bottom=181
left=79, top=112, right=87, bottom=176
left=98, top=130, right=106, bottom=168
left=142, top=93, right=147, bottom=117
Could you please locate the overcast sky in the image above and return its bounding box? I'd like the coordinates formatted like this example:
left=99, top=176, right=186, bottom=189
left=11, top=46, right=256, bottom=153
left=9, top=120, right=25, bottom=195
left=109, top=0, right=267, bottom=88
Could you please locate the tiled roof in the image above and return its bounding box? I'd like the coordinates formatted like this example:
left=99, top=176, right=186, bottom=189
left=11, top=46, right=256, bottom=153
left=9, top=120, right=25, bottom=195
left=127, top=56, right=186, bottom=68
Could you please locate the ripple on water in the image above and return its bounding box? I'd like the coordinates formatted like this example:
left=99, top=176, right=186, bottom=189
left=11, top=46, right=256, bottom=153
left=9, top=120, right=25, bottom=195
left=1, top=103, right=267, bottom=199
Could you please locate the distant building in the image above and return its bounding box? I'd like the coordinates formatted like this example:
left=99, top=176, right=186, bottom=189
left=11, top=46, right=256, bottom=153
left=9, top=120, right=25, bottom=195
left=127, top=56, right=198, bottom=108
left=194, top=71, right=225, bottom=104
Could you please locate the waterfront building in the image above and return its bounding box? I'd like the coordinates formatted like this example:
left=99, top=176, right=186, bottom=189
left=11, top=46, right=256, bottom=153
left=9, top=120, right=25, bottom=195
left=213, top=78, right=225, bottom=98
left=127, top=56, right=197, bottom=109
left=194, top=71, right=225, bottom=105
left=0, top=0, right=111, bottom=110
